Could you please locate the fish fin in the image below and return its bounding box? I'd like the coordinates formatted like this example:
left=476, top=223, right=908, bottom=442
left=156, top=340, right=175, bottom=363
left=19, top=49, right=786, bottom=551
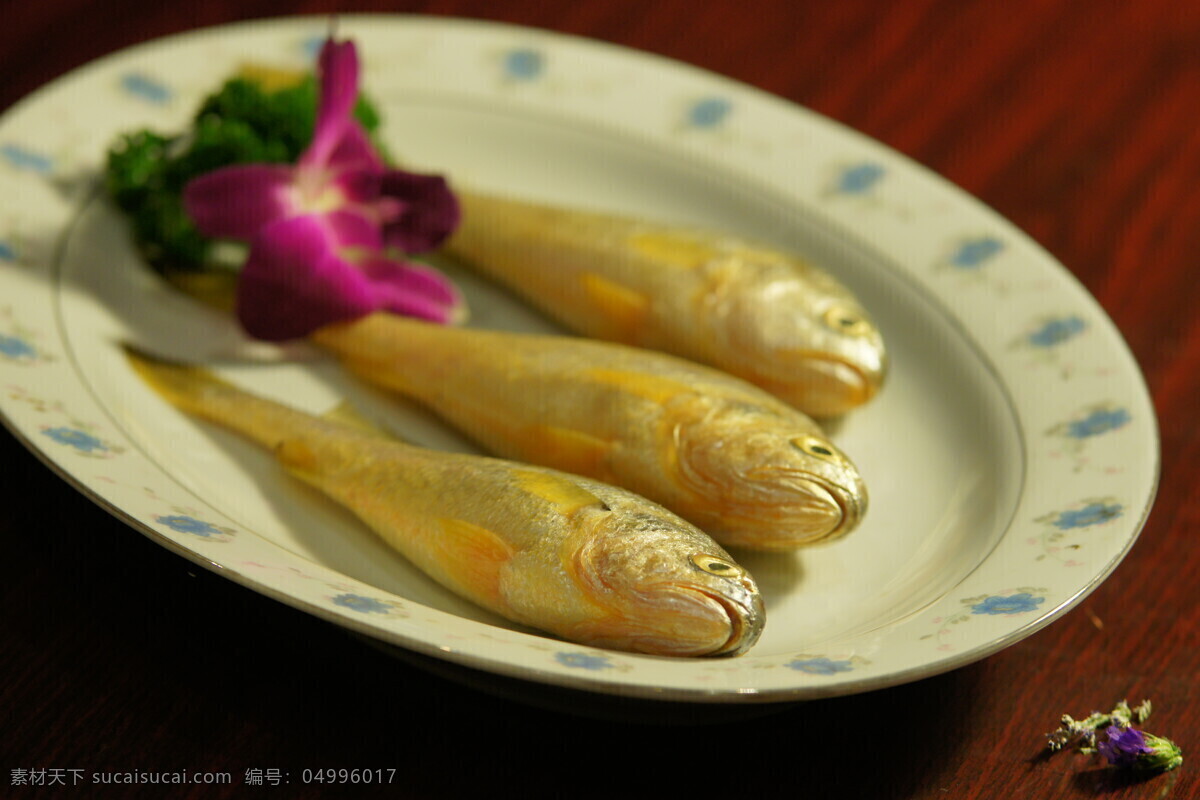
left=526, top=425, right=614, bottom=480
left=431, top=518, right=515, bottom=611
left=578, top=273, right=650, bottom=342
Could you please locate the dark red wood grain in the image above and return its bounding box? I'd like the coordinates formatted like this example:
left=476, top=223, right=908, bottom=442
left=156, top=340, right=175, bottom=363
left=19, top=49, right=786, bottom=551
left=2, top=2, right=1196, bottom=798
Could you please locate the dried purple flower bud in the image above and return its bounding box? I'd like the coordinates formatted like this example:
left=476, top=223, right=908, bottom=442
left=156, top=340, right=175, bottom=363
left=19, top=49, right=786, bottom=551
left=1097, top=725, right=1182, bottom=774
left=1096, top=725, right=1153, bottom=768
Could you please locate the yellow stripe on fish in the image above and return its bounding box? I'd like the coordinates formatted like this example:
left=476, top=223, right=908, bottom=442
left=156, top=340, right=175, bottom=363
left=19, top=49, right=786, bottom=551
left=626, top=231, right=720, bottom=268
left=510, top=468, right=607, bottom=516
left=578, top=367, right=691, bottom=405
left=125, top=348, right=764, bottom=657
left=312, top=314, right=868, bottom=550
left=578, top=273, right=650, bottom=341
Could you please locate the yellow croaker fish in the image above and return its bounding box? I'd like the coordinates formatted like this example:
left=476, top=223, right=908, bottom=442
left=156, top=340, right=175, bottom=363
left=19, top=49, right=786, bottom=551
left=311, top=313, right=868, bottom=551
left=126, top=351, right=764, bottom=657
left=445, top=191, right=888, bottom=418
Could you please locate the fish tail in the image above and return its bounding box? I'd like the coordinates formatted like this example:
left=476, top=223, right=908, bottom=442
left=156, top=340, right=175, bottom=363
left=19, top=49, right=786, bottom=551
left=123, top=346, right=325, bottom=453
left=124, top=346, right=239, bottom=413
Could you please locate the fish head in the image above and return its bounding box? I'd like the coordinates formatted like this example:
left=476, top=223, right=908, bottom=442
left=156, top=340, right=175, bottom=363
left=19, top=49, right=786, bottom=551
left=702, top=251, right=888, bottom=416
left=670, top=398, right=868, bottom=549
left=567, top=503, right=765, bottom=657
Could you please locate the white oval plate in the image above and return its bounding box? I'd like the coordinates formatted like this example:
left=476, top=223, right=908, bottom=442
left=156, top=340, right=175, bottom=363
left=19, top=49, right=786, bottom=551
left=0, top=16, right=1157, bottom=702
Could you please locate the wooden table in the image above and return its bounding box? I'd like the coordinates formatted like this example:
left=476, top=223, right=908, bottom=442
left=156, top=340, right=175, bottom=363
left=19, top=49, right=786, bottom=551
left=2, top=2, right=1196, bottom=797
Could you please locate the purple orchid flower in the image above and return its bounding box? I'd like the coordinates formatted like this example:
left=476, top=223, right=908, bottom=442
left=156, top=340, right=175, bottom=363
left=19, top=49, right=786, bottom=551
left=183, top=37, right=462, bottom=340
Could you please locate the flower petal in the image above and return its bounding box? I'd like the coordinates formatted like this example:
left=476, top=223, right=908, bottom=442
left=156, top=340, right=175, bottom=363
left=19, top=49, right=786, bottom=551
left=183, top=164, right=298, bottom=239
left=328, top=165, right=384, bottom=210
left=378, top=171, right=461, bottom=252
left=321, top=208, right=384, bottom=251
left=326, top=122, right=385, bottom=174
left=235, top=215, right=380, bottom=340
left=303, top=38, right=361, bottom=169
left=359, top=256, right=466, bottom=323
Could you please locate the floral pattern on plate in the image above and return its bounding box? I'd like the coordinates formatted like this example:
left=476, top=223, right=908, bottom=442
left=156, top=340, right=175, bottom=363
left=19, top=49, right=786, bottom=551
left=119, top=73, right=175, bottom=105
left=239, top=561, right=410, bottom=619
left=0, top=308, right=54, bottom=366
left=3, top=387, right=123, bottom=458
left=829, top=162, right=886, bottom=197
left=1029, top=498, right=1126, bottom=567
left=921, top=589, right=1049, bottom=651
left=784, top=655, right=864, bottom=675
left=555, top=651, right=616, bottom=671
left=330, top=592, right=405, bottom=616
left=1045, top=402, right=1132, bottom=472
left=154, top=513, right=236, bottom=542
left=0, top=143, right=55, bottom=174
left=1010, top=314, right=1093, bottom=378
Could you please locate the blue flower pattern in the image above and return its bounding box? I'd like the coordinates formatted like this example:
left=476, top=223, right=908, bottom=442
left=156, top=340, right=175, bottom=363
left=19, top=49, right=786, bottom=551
left=836, top=163, right=885, bottom=195
left=0, top=240, right=15, bottom=261
left=155, top=515, right=225, bottom=537
left=332, top=593, right=392, bottom=614
left=1066, top=407, right=1130, bottom=439
left=120, top=73, right=173, bottom=104
left=786, top=657, right=855, bottom=675
left=1028, top=316, right=1087, bottom=348
left=1, top=144, right=54, bottom=174
left=1053, top=502, right=1123, bottom=530
left=949, top=237, right=1004, bottom=269
left=42, top=427, right=106, bottom=454
left=0, top=334, right=36, bottom=360
left=503, top=48, right=544, bottom=81
left=555, top=651, right=614, bottom=670
left=970, top=592, right=1045, bottom=615
left=687, top=97, right=732, bottom=128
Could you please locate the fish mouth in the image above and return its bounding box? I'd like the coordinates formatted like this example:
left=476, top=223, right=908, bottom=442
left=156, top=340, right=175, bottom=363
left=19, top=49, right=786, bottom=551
left=729, top=470, right=865, bottom=548
left=769, top=353, right=886, bottom=416
left=820, top=480, right=865, bottom=543
left=663, top=582, right=765, bottom=657
left=803, top=358, right=881, bottom=413
left=702, top=584, right=765, bottom=657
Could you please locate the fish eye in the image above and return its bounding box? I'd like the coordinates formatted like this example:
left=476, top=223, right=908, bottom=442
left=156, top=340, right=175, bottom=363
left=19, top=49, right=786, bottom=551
left=791, top=435, right=840, bottom=460
left=690, top=553, right=743, bottom=577
left=823, top=305, right=873, bottom=337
